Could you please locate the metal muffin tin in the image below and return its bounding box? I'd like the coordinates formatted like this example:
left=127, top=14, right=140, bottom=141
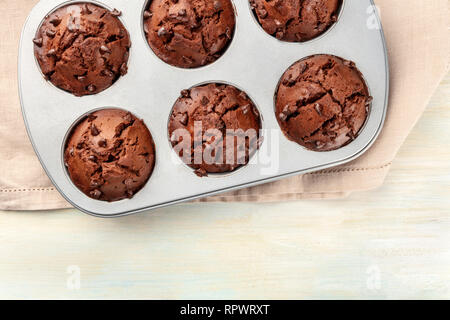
left=19, top=0, right=389, bottom=217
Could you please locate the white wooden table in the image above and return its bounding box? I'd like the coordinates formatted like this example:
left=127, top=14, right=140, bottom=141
left=1, top=75, right=449, bottom=300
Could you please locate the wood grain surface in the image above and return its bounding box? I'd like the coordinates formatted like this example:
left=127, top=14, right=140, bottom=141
left=0, top=74, right=449, bottom=300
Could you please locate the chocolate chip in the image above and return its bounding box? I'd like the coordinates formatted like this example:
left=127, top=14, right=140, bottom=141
left=77, top=75, right=86, bottom=81
left=275, top=31, right=284, bottom=40
left=88, top=155, right=97, bottom=162
left=90, top=124, right=100, bottom=136
left=100, top=45, right=111, bottom=54
left=90, top=189, right=102, bottom=199
left=157, top=26, right=174, bottom=43
left=238, top=91, right=248, bottom=100
left=114, top=122, right=127, bottom=137
left=285, top=104, right=298, bottom=116
left=314, top=103, right=323, bottom=116
left=46, top=49, right=56, bottom=57
left=343, top=60, right=356, bottom=68
left=347, top=131, right=356, bottom=141
left=190, top=20, right=201, bottom=29
left=195, top=168, right=208, bottom=178
left=282, top=75, right=295, bottom=86
left=76, top=142, right=84, bottom=149
left=182, top=55, right=194, bottom=65
left=87, top=84, right=96, bottom=93
left=33, top=38, right=43, bottom=47
left=315, top=141, right=325, bottom=149
left=111, top=9, right=122, bottom=17
left=295, top=33, right=303, bottom=41
left=225, top=27, right=232, bottom=39
left=98, top=139, right=107, bottom=148
left=49, top=17, right=61, bottom=26
left=298, top=62, right=307, bottom=74
left=114, top=139, right=124, bottom=149
left=82, top=4, right=92, bottom=14
left=90, top=180, right=101, bottom=188
left=181, top=89, right=190, bottom=98
left=279, top=113, right=288, bottom=122
left=259, top=8, right=268, bottom=18
left=201, top=96, right=209, bottom=106
left=120, top=63, right=128, bottom=76
left=101, top=69, right=114, bottom=77
left=144, top=10, right=152, bottom=19
left=157, top=27, right=168, bottom=37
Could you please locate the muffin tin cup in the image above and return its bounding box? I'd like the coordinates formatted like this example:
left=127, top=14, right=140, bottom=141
left=19, top=0, right=389, bottom=217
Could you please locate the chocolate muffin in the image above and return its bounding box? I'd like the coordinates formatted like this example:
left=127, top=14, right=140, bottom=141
left=168, top=83, right=262, bottom=176
left=64, top=109, right=156, bottom=202
left=276, top=55, right=372, bottom=151
left=250, top=0, right=342, bottom=42
left=34, top=3, right=130, bottom=96
left=144, top=0, right=236, bottom=68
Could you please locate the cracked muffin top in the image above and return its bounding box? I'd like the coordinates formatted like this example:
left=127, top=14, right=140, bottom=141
left=169, top=83, right=262, bottom=177
left=144, top=0, right=235, bottom=68
left=64, top=109, right=156, bottom=202
left=250, top=0, right=342, bottom=42
left=34, top=3, right=130, bottom=96
left=276, top=55, right=372, bottom=151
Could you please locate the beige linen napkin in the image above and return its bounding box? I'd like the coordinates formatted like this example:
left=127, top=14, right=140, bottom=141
left=0, top=0, right=449, bottom=210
